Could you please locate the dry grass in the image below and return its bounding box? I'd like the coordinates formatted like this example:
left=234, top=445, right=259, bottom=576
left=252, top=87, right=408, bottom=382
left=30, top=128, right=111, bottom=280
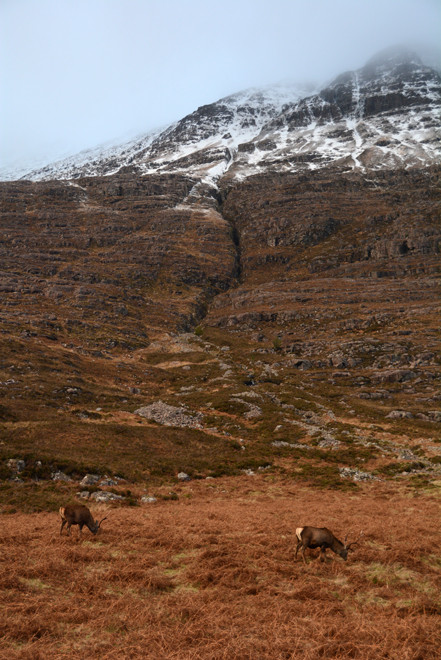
left=1, top=477, right=440, bottom=659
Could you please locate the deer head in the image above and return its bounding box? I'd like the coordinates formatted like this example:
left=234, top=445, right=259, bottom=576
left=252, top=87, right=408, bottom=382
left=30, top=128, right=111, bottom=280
left=344, top=530, right=364, bottom=553
left=91, top=516, right=108, bottom=534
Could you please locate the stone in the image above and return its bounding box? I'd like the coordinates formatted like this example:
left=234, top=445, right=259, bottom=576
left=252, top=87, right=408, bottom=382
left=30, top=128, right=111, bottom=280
left=89, top=491, right=124, bottom=502
left=7, top=459, right=25, bottom=473
left=339, top=467, right=378, bottom=481
left=386, top=410, right=414, bottom=419
left=100, top=477, right=118, bottom=486
left=177, top=472, right=191, bottom=481
left=80, top=474, right=101, bottom=486
left=51, top=471, right=72, bottom=482
left=141, top=496, right=157, bottom=503
left=135, top=401, right=203, bottom=429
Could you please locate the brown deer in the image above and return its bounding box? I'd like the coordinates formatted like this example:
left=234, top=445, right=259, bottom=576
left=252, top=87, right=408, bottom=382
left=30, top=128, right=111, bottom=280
left=59, top=504, right=107, bottom=537
left=295, top=526, right=363, bottom=564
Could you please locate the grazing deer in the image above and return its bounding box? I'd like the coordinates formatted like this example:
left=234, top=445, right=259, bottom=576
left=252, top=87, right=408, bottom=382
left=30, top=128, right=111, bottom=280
left=295, top=526, right=363, bottom=564
left=59, top=504, right=107, bottom=537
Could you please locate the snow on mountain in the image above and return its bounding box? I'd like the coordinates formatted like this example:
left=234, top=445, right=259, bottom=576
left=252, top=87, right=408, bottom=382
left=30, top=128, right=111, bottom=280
left=20, top=82, right=315, bottom=183
left=229, top=47, right=441, bottom=178
left=10, top=127, right=166, bottom=183
left=8, top=48, right=441, bottom=185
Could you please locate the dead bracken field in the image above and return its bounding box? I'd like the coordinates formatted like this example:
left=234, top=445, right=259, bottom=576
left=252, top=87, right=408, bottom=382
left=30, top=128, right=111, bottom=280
left=1, top=478, right=440, bottom=659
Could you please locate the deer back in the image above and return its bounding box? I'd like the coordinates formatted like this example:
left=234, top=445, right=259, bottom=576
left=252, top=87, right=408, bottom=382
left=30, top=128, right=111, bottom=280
left=61, top=504, right=97, bottom=529
left=298, top=526, right=346, bottom=555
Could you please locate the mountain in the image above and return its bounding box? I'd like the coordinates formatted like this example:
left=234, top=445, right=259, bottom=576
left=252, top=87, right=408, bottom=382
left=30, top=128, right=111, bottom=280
left=1, top=48, right=441, bottom=505
left=14, top=46, right=441, bottom=185
left=16, top=82, right=315, bottom=184
left=229, top=46, right=441, bottom=177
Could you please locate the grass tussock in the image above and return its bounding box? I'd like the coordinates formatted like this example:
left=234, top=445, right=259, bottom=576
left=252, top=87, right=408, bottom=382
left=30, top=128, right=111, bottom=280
left=0, top=479, right=440, bottom=659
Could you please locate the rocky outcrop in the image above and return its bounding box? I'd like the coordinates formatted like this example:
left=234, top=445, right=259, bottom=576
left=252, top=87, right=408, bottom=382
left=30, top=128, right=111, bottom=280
left=135, top=401, right=204, bottom=429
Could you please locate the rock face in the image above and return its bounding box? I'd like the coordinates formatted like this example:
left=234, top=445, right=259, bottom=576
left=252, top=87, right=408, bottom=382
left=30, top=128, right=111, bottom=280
left=206, top=167, right=440, bottom=338
left=231, top=46, right=440, bottom=176
left=0, top=173, right=238, bottom=346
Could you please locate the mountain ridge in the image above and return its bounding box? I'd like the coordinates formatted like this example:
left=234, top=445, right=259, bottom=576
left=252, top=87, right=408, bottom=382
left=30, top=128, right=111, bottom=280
left=6, top=47, right=440, bottom=184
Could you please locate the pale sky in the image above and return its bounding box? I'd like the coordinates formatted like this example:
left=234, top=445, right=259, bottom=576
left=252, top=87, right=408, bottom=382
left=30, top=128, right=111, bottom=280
left=1, top=0, right=440, bottom=173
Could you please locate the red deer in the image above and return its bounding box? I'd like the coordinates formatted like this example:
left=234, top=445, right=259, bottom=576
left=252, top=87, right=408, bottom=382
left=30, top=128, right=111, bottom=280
left=59, top=504, right=107, bottom=537
left=295, top=526, right=363, bottom=564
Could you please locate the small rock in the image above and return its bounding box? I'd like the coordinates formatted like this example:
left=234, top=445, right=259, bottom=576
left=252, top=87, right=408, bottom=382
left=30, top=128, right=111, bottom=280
left=317, top=437, right=341, bottom=449
left=291, top=360, right=312, bottom=370
left=89, top=491, right=124, bottom=502
left=7, top=459, right=26, bottom=473
left=141, top=496, right=157, bottom=504
left=80, top=474, right=101, bottom=486
left=372, top=369, right=417, bottom=384
left=100, top=477, right=118, bottom=486
left=386, top=410, right=414, bottom=419
left=76, top=491, right=91, bottom=499
left=51, top=471, right=72, bottom=482
left=398, top=449, right=419, bottom=460
left=339, top=467, right=378, bottom=482
left=177, top=472, right=191, bottom=481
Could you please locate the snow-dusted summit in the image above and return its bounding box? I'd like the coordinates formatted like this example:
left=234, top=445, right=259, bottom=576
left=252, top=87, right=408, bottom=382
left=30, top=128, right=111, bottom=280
left=20, top=83, right=314, bottom=183
left=10, top=47, right=441, bottom=183
left=229, top=46, right=441, bottom=178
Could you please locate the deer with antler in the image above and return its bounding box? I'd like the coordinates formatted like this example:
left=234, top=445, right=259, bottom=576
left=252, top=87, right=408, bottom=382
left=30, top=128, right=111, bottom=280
left=59, top=504, right=107, bottom=537
left=295, top=526, right=363, bottom=564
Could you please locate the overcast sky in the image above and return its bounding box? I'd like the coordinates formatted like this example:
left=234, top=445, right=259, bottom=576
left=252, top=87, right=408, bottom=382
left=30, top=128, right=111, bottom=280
left=1, top=0, right=440, bottom=173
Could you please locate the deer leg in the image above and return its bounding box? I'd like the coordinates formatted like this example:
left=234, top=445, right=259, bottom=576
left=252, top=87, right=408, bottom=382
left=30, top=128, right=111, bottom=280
left=320, top=547, right=326, bottom=562
left=301, top=545, right=307, bottom=565
left=295, top=541, right=302, bottom=561
left=60, top=520, right=66, bottom=535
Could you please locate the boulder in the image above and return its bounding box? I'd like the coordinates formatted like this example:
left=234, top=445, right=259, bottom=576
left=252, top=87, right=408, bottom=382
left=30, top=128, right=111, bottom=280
left=80, top=474, right=101, bottom=486
left=135, top=401, right=203, bottom=429
left=386, top=410, right=414, bottom=419
left=51, top=471, right=72, bottom=482
left=89, top=491, right=124, bottom=502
